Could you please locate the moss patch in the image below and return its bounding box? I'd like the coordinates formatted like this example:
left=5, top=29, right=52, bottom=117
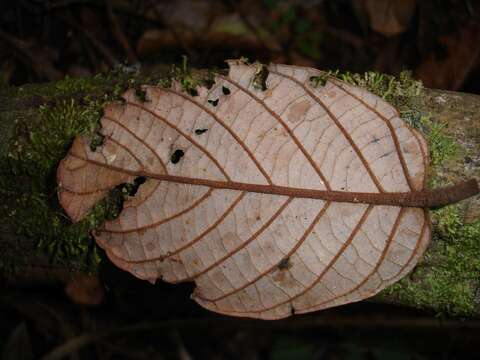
left=0, top=59, right=217, bottom=278
left=329, top=69, right=480, bottom=316
left=390, top=109, right=478, bottom=316
left=311, top=69, right=423, bottom=126
left=167, top=55, right=216, bottom=95
left=382, top=206, right=480, bottom=316
left=312, top=68, right=479, bottom=316
left=0, top=70, right=139, bottom=277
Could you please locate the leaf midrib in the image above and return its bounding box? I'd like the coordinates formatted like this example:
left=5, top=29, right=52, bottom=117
left=66, top=151, right=435, bottom=207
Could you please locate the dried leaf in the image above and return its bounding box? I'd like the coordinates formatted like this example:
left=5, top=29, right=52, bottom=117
left=57, top=61, right=477, bottom=319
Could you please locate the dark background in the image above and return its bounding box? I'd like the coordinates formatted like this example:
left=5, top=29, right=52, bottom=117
left=1, top=1, right=480, bottom=359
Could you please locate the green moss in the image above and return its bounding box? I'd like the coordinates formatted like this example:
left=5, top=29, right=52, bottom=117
left=382, top=206, right=480, bottom=316
left=0, top=70, right=139, bottom=277
left=1, top=99, right=103, bottom=274
left=418, top=115, right=460, bottom=169
left=315, top=68, right=479, bottom=316
left=0, top=59, right=218, bottom=279
left=331, top=70, right=480, bottom=316
left=9, top=99, right=103, bottom=174
left=311, top=70, right=422, bottom=110
left=171, top=55, right=201, bottom=96
left=252, top=63, right=269, bottom=91
left=10, top=73, right=111, bottom=101
left=311, top=69, right=429, bottom=137
left=165, top=55, right=217, bottom=95
left=309, top=74, right=329, bottom=87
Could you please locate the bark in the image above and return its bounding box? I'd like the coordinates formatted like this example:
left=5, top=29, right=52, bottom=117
left=0, top=73, right=479, bottom=316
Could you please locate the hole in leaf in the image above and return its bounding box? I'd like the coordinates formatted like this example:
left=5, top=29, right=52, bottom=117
left=208, top=99, right=219, bottom=106
left=103, top=186, right=127, bottom=220
left=195, top=128, right=208, bottom=135
left=128, top=176, right=146, bottom=196
left=89, top=132, right=105, bottom=152
left=135, top=88, right=147, bottom=102
left=171, top=149, right=185, bottom=164
left=135, top=176, right=147, bottom=185
left=253, top=65, right=269, bottom=91
left=102, top=176, right=148, bottom=221
left=222, top=86, right=231, bottom=95
left=187, top=88, right=198, bottom=97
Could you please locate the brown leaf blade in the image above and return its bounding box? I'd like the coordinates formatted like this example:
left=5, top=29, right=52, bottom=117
left=57, top=61, right=432, bottom=319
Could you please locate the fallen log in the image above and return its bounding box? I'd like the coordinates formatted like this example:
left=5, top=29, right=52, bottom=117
left=0, top=65, right=478, bottom=317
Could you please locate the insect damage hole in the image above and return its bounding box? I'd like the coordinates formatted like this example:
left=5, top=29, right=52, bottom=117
left=121, top=176, right=147, bottom=198
left=253, top=64, right=269, bottom=91
left=89, top=131, right=105, bottom=152
left=170, top=149, right=185, bottom=164
left=101, top=176, right=148, bottom=223
left=207, top=99, right=219, bottom=106
left=195, top=128, right=208, bottom=135
left=187, top=88, right=199, bottom=97
left=128, top=176, right=147, bottom=196
left=135, top=88, right=147, bottom=102
left=222, top=86, right=231, bottom=95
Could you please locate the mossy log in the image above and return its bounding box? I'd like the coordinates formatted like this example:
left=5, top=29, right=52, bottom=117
left=0, top=67, right=479, bottom=317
